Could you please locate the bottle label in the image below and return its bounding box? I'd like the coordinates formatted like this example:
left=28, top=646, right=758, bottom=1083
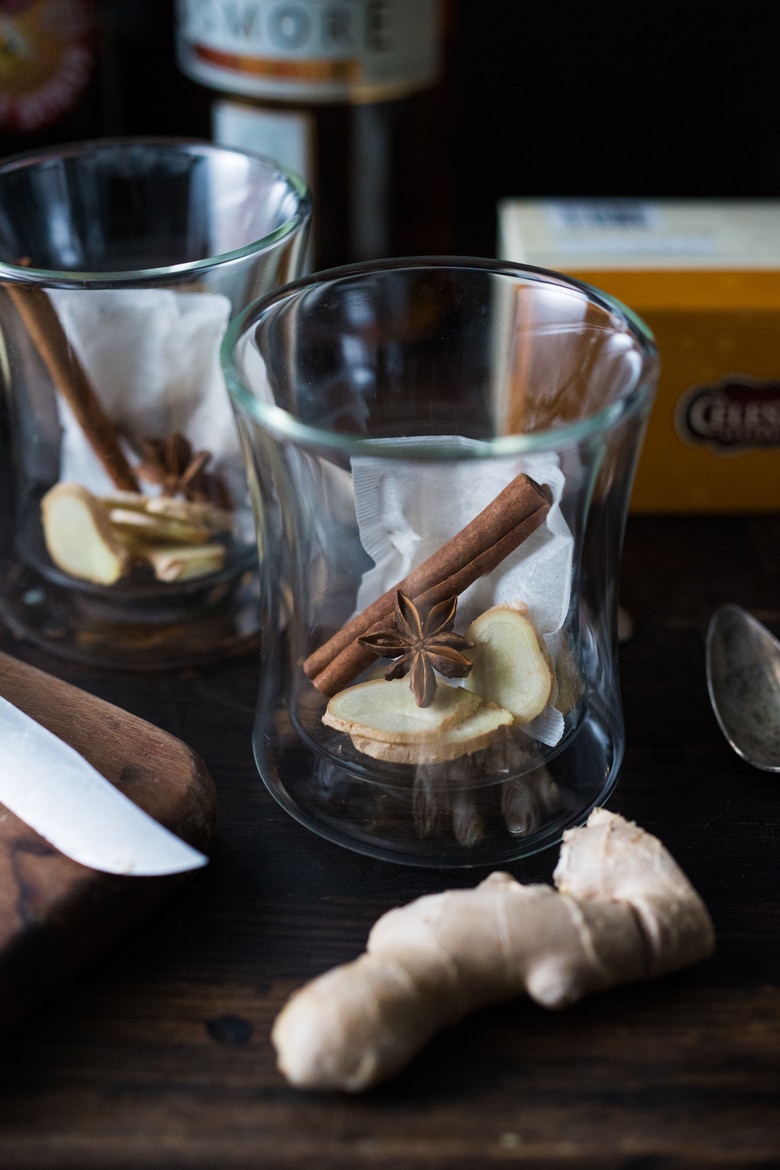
left=677, top=376, right=780, bottom=454
left=175, top=0, right=441, bottom=103
left=0, top=0, right=98, bottom=133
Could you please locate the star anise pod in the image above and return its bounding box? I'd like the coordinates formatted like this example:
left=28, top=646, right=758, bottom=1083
left=359, top=590, right=474, bottom=708
left=137, top=432, right=231, bottom=508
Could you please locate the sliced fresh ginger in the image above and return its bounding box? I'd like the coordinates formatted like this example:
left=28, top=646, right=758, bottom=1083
left=324, top=678, right=484, bottom=742
left=464, top=604, right=553, bottom=723
left=100, top=491, right=232, bottom=533
left=143, top=543, right=226, bottom=582
left=271, top=809, right=715, bottom=1092
left=349, top=702, right=514, bottom=764
left=41, top=482, right=130, bottom=585
left=41, top=483, right=231, bottom=585
left=145, top=495, right=233, bottom=532
left=323, top=678, right=513, bottom=763
left=107, top=505, right=213, bottom=546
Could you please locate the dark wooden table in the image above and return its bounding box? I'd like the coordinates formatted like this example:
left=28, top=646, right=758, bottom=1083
left=0, top=514, right=777, bottom=1170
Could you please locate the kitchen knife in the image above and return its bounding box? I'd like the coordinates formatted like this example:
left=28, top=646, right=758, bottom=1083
left=0, top=693, right=208, bottom=875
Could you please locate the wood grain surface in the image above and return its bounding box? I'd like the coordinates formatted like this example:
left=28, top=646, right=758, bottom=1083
left=0, top=652, right=217, bottom=1032
left=0, top=514, right=777, bottom=1169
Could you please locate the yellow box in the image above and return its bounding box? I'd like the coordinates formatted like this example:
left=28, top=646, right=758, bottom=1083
left=497, top=199, right=780, bottom=512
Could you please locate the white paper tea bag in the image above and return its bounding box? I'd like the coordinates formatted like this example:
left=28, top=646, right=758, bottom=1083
left=351, top=437, right=574, bottom=746
left=49, top=288, right=242, bottom=501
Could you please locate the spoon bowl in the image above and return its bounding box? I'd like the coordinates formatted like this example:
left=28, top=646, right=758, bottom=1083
left=706, top=604, right=780, bottom=773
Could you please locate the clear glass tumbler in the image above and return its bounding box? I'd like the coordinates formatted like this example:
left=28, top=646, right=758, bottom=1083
left=223, top=258, right=658, bottom=866
left=0, top=139, right=311, bottom=667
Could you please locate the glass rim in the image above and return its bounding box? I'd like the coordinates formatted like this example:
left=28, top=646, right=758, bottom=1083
left=222, top=255, right=659, bottom=459
left=0, top=136, right=312, bottom=287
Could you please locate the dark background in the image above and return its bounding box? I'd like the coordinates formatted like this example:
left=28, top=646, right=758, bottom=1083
left=2, top=1, right=779, bottom=258
left=451, top=3, right=780, bottom=252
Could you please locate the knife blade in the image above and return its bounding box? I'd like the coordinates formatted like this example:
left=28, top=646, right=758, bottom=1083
left=0, top=693, right=208, bottom=875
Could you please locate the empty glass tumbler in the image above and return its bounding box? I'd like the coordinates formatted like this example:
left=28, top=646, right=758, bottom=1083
left=224, top=258, right=658, bottom=866
left=0, top=139, right=311, bottom=667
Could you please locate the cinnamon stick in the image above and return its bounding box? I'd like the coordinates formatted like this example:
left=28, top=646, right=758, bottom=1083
left=305, top=472, right=552, bottom=696
left=5, top=282, right=139, bottom=491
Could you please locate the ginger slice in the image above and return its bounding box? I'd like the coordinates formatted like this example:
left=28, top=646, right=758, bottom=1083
left=41, top=482, right=130, bottom=585
left=464, top=604, right=553, bottom=723
left=145, top=495, right=233, bottom=532
left=106, top=506, right=213, bottom=546
left=323, top=678, right=513, bottom=764
left=143, top=543, right=226, bottom=582
left=99, top=492, right=232, bottom=579
left=323, top=679, right=484, bottom=744
left=99, top=492, right=232, bottom=534
left=350, top=702, right=514, bottom=764
left=98, top=491, right=151, bottom=512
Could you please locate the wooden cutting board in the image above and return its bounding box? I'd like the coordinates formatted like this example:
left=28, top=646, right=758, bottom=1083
left=0, top=651, right=217, bottom=1031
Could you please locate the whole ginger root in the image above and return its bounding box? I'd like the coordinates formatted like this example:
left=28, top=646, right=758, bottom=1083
left=271, top=809, right=715, bottom=1092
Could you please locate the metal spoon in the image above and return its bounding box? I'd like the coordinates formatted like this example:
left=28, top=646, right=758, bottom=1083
left=706, top=604, right=780, bottom=772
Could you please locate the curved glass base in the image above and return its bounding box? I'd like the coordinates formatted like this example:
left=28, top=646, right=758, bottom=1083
left=253, top=699, right=623, bottom=868
left=0, top=556, right=261, bottom=669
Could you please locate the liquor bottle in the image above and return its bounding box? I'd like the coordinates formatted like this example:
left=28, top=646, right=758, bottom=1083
left=0, top=0, right=115, bottom=156
left=173, top=0, right=455, bottom=270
